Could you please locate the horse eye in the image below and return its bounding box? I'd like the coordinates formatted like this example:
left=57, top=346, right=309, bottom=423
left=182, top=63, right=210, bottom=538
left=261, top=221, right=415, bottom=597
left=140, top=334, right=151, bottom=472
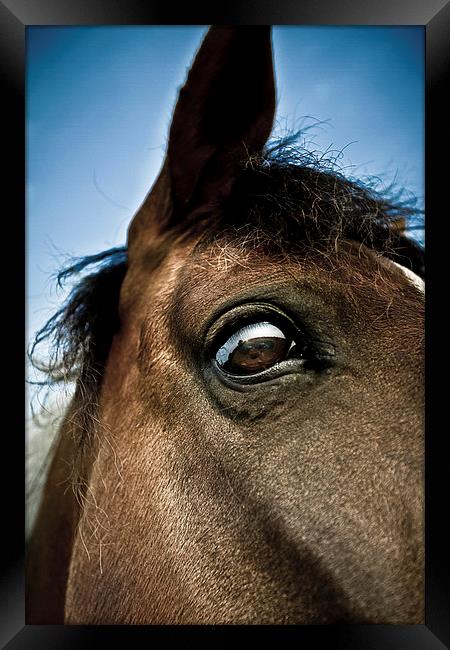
left=215, top=321, right=298, bottom=375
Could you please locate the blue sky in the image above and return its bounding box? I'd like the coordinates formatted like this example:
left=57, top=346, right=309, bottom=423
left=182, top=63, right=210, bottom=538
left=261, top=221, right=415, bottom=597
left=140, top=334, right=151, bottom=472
left=26, top=25, right=424, bottom=355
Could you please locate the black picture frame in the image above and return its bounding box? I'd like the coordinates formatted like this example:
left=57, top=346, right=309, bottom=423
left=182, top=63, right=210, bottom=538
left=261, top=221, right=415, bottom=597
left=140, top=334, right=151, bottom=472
left=4, top=1, right=449, bottom=647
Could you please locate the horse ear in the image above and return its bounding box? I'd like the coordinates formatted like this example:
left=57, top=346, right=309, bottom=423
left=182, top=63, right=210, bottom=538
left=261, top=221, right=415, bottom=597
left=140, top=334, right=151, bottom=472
left=129, top=26, right=275, bottom=244
left=167, top=25, right=276, bottom=220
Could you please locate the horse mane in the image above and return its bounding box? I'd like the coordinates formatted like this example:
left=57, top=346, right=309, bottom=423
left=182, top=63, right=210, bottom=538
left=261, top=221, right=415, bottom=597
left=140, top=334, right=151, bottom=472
left=27, top=246, right=128, bottom=527
left=205, top=133, right=424, bottom=275
left=29, top=246, right=128, bottom=461
left=29, top=134, right=424, bottom=414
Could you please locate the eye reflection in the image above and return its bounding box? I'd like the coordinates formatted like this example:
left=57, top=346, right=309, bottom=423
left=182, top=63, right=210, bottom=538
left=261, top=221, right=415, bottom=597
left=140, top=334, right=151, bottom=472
left=215, top=321, right=296, bottom=375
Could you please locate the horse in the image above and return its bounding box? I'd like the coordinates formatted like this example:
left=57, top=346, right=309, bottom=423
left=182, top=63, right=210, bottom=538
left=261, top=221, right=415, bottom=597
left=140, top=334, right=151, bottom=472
left=26, top=26, right=425, bottom=625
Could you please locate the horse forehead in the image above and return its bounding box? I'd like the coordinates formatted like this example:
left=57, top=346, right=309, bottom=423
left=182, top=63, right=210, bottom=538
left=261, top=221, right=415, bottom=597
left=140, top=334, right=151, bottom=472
left=144, top=237, right=424, bottom=329
left=167, top=239, right=326, bottom=301
left=159, top=236, right=415, bottom=299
